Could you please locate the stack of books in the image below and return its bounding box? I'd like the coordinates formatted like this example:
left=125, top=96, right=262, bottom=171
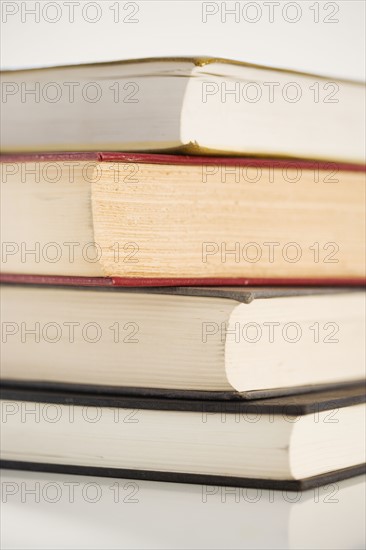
left=1, top=57, right=365, bottom=490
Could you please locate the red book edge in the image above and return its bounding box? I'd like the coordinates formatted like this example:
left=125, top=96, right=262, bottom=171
left=1, top=273, right=365, bottom=288
left=0, top=152, right=365, bottom=172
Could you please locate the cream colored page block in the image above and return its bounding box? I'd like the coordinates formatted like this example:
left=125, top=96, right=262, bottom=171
left=0, top=286, right=235, bottom=391
left=1, top=60, right=194, bottom=152
left=0, top=400, right=294, bottom=478
left=92, top=163, right=365, bottom=278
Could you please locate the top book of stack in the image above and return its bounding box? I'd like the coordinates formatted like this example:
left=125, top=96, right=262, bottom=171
left=1, top=57, right=365, bottom=162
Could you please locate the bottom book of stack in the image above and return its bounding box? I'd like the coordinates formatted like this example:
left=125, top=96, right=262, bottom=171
left=1, top=385, right=365, bottom=490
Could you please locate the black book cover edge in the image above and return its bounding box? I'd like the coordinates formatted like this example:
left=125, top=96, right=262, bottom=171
left=0, top=461, right=365, bottom=491
left=1, top=378, right=366, bottom=402
left=1, top=383, right=365, bottom=414
left=1, top=282, right=363, bottom=303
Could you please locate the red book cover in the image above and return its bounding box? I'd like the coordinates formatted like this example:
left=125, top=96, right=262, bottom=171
left=1, top=273, right=365, bottom=288
left=1, top=151, right=365, bottom=171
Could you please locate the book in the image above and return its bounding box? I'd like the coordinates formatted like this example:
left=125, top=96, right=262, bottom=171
left=1, top=284, right=364, bottom=398
left=1, top=385, right=365, bottom=490
left=1, top=153, right=365, bottom=283
left=1, top=58, right=364, bottom=163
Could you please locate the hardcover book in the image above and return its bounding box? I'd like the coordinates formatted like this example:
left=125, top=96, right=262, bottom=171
left=1, top=284, right=364, bottom=398
left=1, top=153, right=365, bottom=284
left=1, top=385, right=365, bottom=490
left=1, top=58, right=364, bottom=162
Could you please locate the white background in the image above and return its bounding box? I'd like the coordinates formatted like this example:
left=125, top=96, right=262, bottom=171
left=1, top=470, right=365, bottom=549
left=0, top=0, right=365, bottom=80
